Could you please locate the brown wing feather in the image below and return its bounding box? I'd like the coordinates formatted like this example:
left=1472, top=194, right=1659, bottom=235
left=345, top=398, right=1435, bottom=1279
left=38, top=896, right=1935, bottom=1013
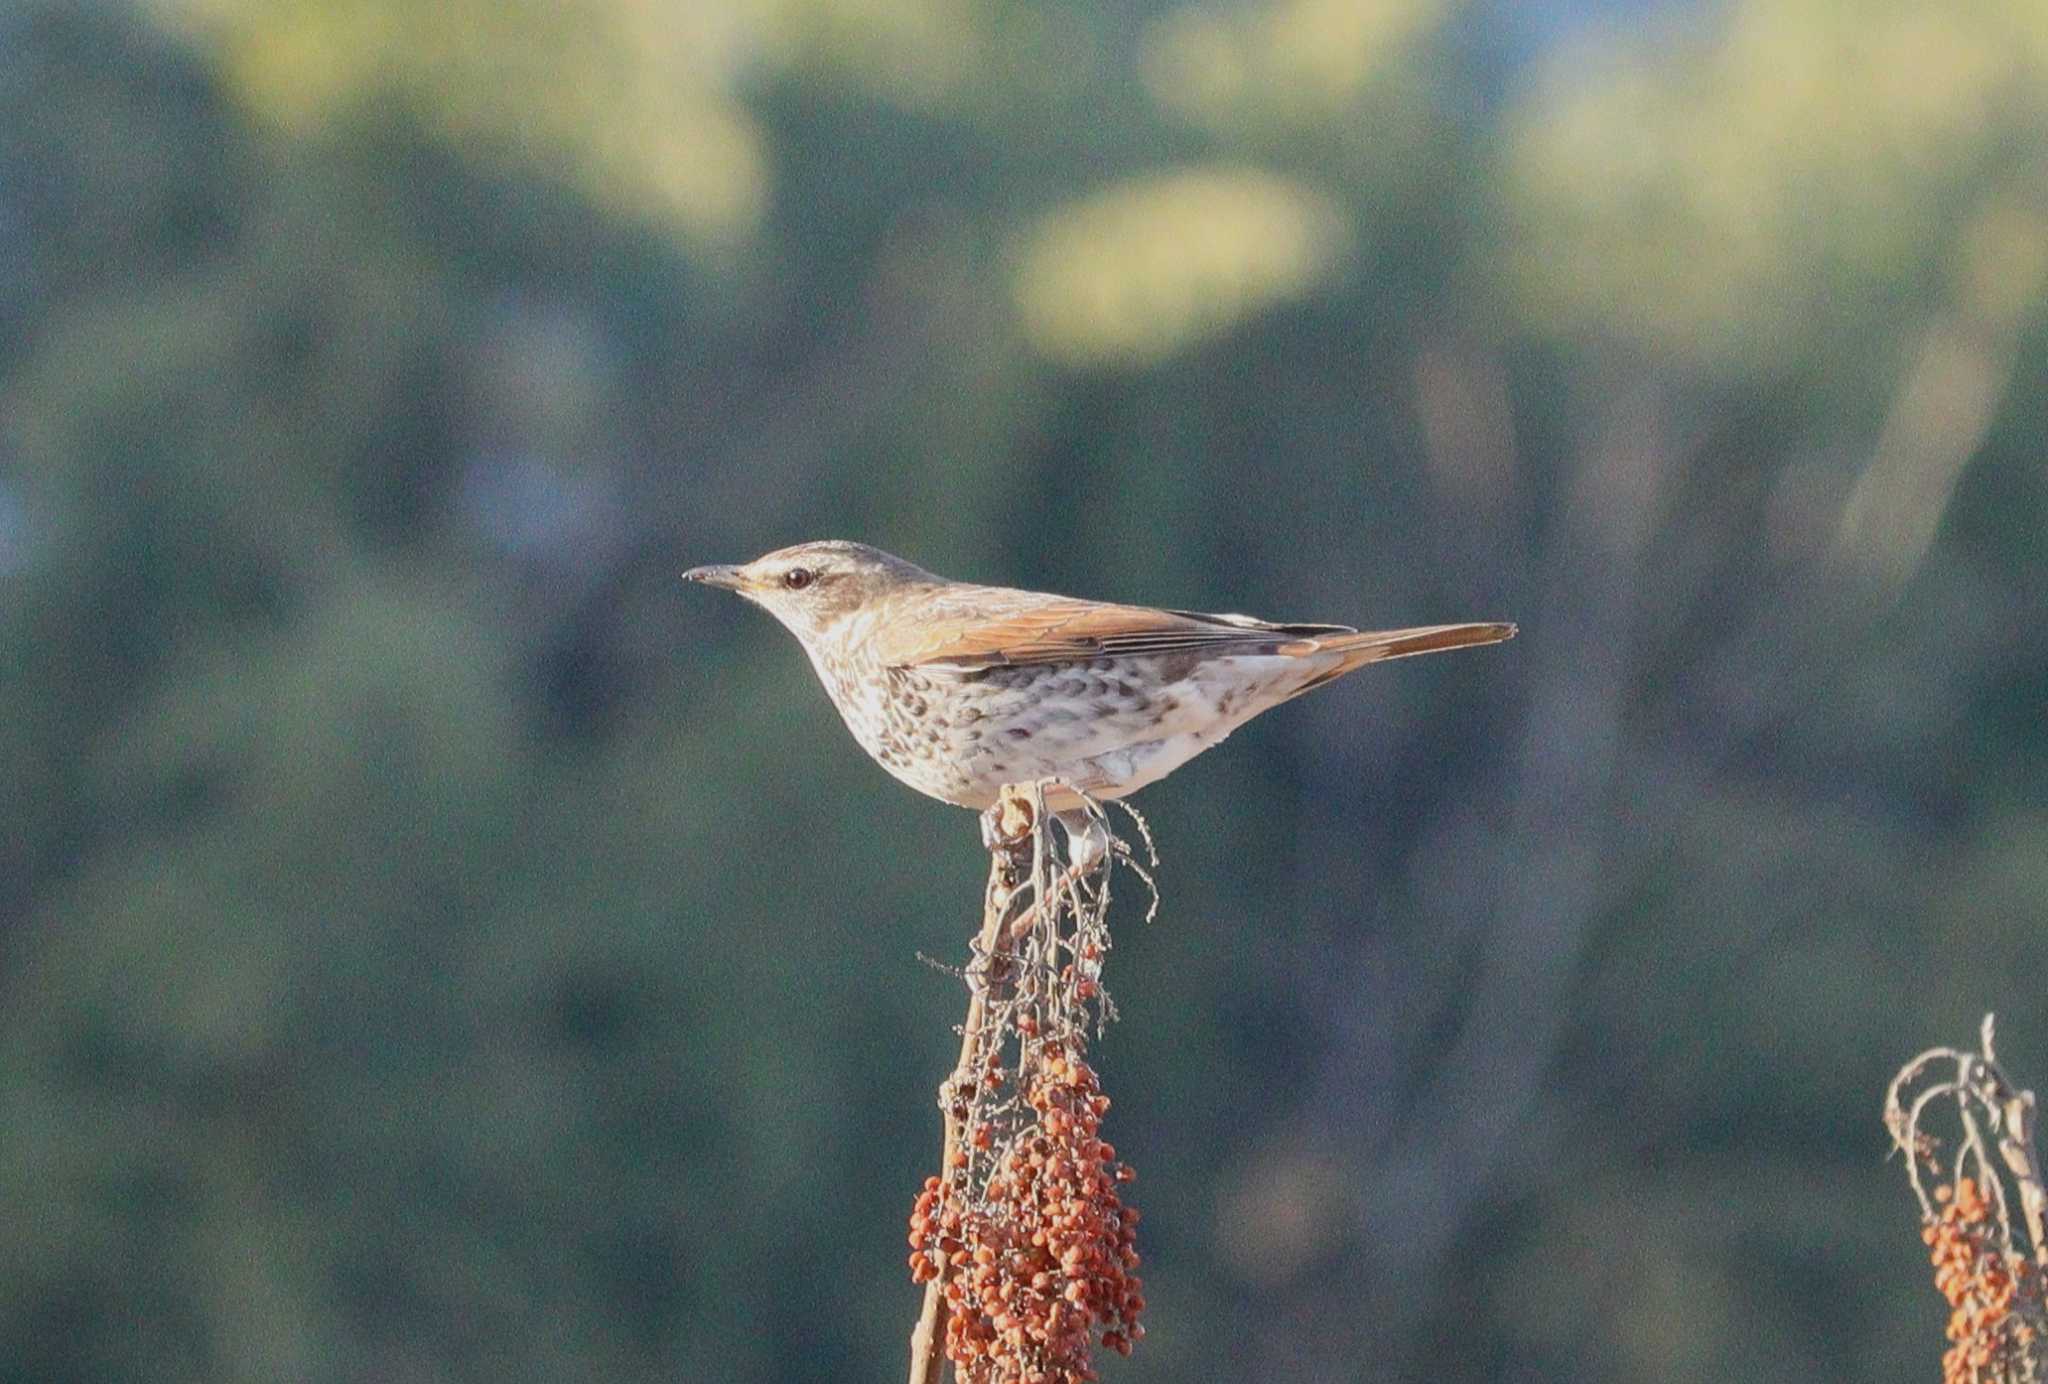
left=878, top=593, right=1362, bottom=670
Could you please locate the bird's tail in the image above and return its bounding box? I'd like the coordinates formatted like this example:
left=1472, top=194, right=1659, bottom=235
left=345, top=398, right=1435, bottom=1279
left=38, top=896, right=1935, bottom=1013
left=1280, top=621, right=1516, bottom=694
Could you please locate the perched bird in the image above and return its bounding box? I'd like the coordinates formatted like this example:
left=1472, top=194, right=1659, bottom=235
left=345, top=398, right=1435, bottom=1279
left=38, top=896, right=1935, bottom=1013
left=684, top=541, right=1513, bottom=861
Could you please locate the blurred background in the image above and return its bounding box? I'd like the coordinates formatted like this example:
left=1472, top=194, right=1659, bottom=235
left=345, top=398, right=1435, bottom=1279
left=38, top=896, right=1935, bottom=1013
left=4, top=0, right=2046, bottom=1379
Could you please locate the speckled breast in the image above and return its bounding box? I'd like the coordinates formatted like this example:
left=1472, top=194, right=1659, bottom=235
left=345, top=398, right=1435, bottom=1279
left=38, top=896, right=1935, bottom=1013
left=808, top=642, right=1261, bottom=810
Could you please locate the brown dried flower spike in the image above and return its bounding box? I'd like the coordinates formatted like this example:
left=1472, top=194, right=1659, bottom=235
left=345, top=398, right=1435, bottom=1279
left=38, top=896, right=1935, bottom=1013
left=907, top=784, right=1156, bottom=1384
left=1887, top=1015, right=2048, bottom=1384
left=910, top=1049, right=1145, bottom=1383
left=1924, top=1178, right=2040, bottom=1383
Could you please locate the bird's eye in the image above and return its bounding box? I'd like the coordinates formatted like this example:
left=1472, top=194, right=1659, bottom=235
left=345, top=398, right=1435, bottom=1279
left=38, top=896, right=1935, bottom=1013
left=782, top=567, right=815, bottom=590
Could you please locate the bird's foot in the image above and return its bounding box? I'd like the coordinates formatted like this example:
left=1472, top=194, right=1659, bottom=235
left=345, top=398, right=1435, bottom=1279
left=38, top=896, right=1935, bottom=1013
left=980, top=792, right=1040, bottom=853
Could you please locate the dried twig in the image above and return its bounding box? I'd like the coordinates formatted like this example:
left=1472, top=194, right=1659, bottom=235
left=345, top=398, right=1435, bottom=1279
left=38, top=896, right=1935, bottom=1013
left=907, top=782, right=1149, bottom=1384
left=1981, top=1016, right=2048, bottom=1274
left=908, top=792, right=1036, bottom=1384
left=1886, top=1014, right=2048, bottom=1382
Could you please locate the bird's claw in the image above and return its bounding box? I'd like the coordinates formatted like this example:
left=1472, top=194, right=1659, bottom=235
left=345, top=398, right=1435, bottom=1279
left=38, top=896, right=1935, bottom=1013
left=980, top=791, right=1039, bottom=853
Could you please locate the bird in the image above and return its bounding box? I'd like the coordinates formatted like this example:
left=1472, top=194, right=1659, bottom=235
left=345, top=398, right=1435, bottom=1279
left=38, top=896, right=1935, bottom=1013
left=683, top=541, right=1513, bottom=864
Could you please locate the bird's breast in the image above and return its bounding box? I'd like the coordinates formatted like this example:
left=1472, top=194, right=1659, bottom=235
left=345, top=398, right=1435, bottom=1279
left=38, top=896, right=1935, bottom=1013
left=801, top=650, right=1327, bottom=808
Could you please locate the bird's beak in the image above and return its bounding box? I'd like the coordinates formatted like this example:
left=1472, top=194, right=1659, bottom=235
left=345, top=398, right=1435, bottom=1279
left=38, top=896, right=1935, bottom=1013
left=682, top=563, right=748, bottom=591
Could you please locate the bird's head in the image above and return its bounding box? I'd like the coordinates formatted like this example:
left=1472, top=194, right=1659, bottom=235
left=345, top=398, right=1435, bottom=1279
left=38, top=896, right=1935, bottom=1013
left=683, top=540, right=938, bottom=643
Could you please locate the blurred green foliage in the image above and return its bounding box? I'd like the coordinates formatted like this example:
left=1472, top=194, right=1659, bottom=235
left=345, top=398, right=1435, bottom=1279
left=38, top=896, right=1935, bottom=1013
left=3, top=0, right=2047, bottom=1380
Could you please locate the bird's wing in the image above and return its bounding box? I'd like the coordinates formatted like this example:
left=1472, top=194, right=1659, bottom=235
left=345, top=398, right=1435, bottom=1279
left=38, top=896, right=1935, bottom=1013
left=876, top=594, right=1359, bottom=671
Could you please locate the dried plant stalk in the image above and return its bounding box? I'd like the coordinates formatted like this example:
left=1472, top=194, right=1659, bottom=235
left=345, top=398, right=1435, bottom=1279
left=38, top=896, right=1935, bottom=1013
left=1886, top=1015, right=2048, bottom=1383
left=907, top=783, right=1154, bottom=1384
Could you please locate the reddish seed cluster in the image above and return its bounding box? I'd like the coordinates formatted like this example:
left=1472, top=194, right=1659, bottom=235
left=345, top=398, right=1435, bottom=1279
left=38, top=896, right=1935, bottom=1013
left=1924, top=1177, right=2042, bottom=1384
left=908, top=1048, right=1145, bottom=1382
